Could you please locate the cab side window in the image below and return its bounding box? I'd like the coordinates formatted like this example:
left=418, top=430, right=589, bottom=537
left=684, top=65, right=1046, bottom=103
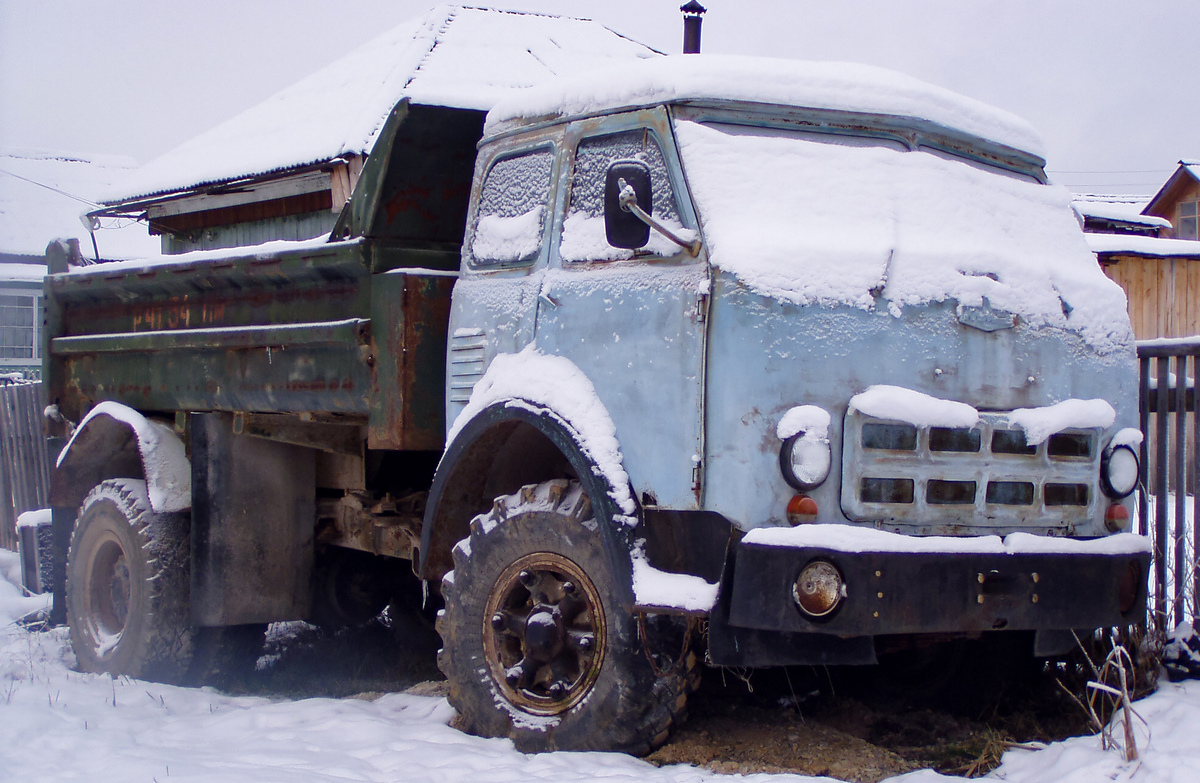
left=561, top=129, right=685, bottom=263
left=470, top=147, right=554, bottom=267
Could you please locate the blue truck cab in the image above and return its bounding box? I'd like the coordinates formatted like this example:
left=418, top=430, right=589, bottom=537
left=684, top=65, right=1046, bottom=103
left=425, top=56, right=1149, bottom=751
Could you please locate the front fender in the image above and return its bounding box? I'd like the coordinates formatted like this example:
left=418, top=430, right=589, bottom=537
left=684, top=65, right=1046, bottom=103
left=419, top=400, right=640, bottom=596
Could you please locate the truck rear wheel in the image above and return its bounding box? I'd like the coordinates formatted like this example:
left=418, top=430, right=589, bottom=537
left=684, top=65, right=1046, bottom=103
left=436, top=480, right=695, bottom=754
left=66, top=479, right=194, bottom=682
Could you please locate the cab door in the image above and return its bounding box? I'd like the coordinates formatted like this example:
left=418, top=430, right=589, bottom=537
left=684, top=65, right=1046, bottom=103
left=448, top=130, right=561, bottom=429
left=534, top=108, right=708, bottom=509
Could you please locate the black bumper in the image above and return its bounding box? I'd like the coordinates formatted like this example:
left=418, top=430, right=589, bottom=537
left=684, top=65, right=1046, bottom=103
left=724, top=538, right=1149, bottom=638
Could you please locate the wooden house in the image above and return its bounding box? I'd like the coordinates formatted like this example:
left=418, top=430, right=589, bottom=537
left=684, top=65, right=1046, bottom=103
left=1144, top=160, right=1200, bottom=240
left=0, top=150, right=159, bottom=378
left=1075, top=163, right=1200, bottom=340
left=89, top=7, right=660, bottom=256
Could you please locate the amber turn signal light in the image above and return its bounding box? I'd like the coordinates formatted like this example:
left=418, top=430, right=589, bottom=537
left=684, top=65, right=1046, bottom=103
left=1104, top=503, right=1130, bottom=533
left=787, top=494, right=818, bottom=525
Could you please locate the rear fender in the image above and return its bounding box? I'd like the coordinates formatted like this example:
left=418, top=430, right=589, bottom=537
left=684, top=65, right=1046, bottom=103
left=50, top=401, right=190, bottom=513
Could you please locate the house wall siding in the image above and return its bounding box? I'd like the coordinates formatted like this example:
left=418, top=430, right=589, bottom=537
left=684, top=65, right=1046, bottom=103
left=162, top=210, right=339, bottom=254
left=1102, top=253, right=1200, bottom=339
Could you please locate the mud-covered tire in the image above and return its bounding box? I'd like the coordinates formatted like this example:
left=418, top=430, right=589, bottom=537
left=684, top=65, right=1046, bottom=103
left=437, top=480, right=695, bottom=754
left=66, top=479, right=194, bottom=682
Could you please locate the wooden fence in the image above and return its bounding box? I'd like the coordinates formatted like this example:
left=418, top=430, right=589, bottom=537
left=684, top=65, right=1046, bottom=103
left=0, top=380, right=51, bottom=551
left=1138, top=338, right=1200, bottom=631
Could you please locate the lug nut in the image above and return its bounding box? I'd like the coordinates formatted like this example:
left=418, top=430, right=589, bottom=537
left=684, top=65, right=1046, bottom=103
left=562, top=581, right=575, bottom=595
left=519, top=570, right=537, bottom=587
left=548, top=681, right=567, bottom=698
left=577, top=635, right=593, bottom=651
left=491, top=613, right=505, bottom=630
left=505, top=665, right=523, bottom=687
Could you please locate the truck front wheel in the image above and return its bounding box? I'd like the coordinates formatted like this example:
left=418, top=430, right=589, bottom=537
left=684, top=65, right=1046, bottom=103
left=66, top=479, right=194, bottom=682
left=437, top=480, right=694, bottom=754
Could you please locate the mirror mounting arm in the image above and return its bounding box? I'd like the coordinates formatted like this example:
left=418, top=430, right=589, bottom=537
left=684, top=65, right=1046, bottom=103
left=618, top=181, right=701, bottom=257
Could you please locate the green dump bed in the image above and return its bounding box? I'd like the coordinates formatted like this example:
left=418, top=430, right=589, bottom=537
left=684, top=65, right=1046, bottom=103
left=44, top=239, right=454, bottom=452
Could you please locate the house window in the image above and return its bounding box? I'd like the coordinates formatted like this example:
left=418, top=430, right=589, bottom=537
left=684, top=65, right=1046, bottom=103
left=1180, top=201, right=1199, bottom=240
left=0, top=294, right=38, bottom=361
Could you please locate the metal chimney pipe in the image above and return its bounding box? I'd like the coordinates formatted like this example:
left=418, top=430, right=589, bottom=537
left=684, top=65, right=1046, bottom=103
left=681, top=1, right=706, bottom=54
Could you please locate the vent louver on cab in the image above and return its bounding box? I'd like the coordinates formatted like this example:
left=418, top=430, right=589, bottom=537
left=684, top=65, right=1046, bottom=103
left=448, top=328, right=487, bottom=405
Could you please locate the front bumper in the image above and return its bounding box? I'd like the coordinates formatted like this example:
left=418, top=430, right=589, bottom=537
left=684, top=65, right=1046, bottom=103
left=725, top=525, right=1150, bottom=637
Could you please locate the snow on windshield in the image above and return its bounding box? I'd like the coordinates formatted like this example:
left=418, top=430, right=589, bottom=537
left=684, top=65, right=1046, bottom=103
left=674, top=120, right=1133, bottom=355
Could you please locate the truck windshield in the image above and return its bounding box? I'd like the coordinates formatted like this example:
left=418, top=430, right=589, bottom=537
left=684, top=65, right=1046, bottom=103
left=672, top=119, right=1130, bottom=355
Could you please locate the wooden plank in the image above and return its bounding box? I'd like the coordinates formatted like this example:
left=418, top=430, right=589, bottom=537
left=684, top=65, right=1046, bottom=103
left=1185, top=259, right=1195, bottom=336
left=1145, top=257, right=1161, bottom=339
left=1128, top=257, right=1142, bottom=340
left=1173, top=258, right=1189, bottom=338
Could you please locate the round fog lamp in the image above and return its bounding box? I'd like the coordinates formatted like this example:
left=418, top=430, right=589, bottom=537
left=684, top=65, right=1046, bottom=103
left=793, top=560, right=844, bottom=618
left=1101, top=445, right=1139, bottom=499
left=780, top=433, right=832, bottom=491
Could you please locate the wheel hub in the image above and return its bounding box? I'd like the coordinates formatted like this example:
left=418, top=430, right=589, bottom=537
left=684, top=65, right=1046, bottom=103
left=483, top=553, right=606, bottom=715
left=88, top=537, right=132, bottom=638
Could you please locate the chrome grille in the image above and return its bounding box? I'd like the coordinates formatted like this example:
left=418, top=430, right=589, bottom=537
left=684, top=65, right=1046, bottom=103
left=841, top=410, right=1101, bottom=531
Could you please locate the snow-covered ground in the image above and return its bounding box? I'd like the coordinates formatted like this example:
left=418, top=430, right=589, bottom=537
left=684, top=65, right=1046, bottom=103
left=2, top=547, right=1199, bottom=783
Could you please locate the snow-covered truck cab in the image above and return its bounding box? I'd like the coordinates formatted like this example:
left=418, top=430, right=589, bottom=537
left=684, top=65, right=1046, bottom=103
left=428, top=54, right=1149, bottom=740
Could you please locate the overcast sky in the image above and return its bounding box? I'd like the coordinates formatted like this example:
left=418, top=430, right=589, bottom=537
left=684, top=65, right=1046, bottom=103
left=1, top=0, right=1195, bottom=195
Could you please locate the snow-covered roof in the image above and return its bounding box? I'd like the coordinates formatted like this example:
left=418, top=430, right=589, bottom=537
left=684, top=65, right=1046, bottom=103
left=1145, top=159, right=1200, bottom=218
left=1086, top=233, right=1200, bottom=259
left=104, top=6, right=659, bottom=204
left=1070, top=194, right=1170, bottom=228
left=485, top=55, right=1046, bottom=159
left=0, top=149, right=161, bottom=260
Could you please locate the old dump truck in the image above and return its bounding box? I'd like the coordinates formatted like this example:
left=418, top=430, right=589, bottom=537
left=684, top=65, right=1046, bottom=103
left=44, top=56, right=1150, bottom=753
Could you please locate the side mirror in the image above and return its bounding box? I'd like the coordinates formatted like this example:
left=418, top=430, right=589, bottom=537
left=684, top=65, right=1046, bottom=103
left=604, top=161, right=652, bottom=249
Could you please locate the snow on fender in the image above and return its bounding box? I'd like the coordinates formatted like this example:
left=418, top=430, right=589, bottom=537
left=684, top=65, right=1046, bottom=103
left=56, top=401, right=191, bottom=513
left=447, top=345, right=636, bottom=518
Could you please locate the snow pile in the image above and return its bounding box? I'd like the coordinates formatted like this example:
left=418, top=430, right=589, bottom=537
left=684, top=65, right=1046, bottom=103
left=776, top=406, right=831, bottom=441
left=0, top=263, right=47, bottom=282
left=447, top=346, right=635, bottom=516
left=631, top=545, right=719, bottom=613
left=107, top=7, right=658, bottom=202
left=849, top=386, right=1120, bottom=444
left=1086, top=233, right=1200, bottom=259
left=0, top=149, right=160, bottom=259
left=471, top=208, right=545, bottom=263
left=1070, top=194, right=1166, bottom=228
left=0, top=550, right=50, bottom=627
left=60, top=402, right=191, bottom=512
left=63, top=233, right=348, bottom=274
left=487, top=55, right=1045, bottom=157
left=849, top=386, right=979, bottom=428
left=1008, top=399, right=1116, bottom=446
left=743, top=524, right=1150, bottom=556
left=1164, top=624, right=1200, bottom=681
left=559, top=214, right=695, bottom=262
left=674, top=120, right=1132, bottom=354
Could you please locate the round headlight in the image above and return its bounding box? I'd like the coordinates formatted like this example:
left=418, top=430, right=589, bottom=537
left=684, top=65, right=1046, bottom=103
left=793, top=560, right=844, bottom=618
left=1101, top=444, right=1139, bottom=499
left=780, top=432, right=831, bottom=491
